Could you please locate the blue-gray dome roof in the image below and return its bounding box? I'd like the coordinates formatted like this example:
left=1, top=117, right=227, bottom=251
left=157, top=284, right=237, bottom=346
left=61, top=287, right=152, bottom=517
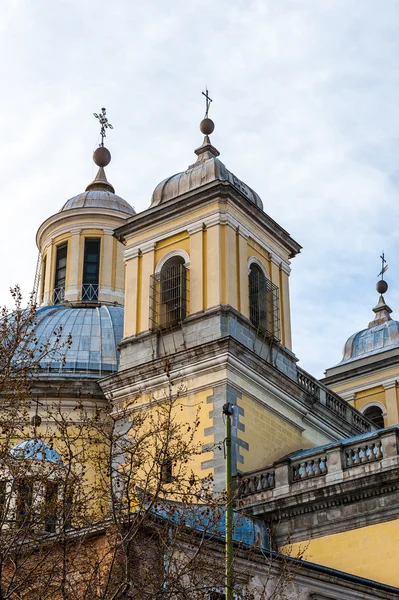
left=11, top=440, right=62, bottom=463
left=151, top=135, right=263, bottom=210
left=60, top=190, right=135, bottom=216
left=340, top=319, right=399, bottom=364
left=33, top=305, right=124, bottom=377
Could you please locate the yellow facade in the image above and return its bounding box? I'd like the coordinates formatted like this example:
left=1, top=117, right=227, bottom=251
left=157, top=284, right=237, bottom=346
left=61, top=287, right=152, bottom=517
left=122, top=208, right=293, bottom=348
left=288, top=519, right=399, bottom=587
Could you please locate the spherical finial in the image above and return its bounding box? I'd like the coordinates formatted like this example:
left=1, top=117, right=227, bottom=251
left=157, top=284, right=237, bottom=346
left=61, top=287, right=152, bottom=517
left=93, top=146, right=111, bottom=168
left=200, top=118, right=215, bottom=136
left=376, top=279, right=388, bottom=294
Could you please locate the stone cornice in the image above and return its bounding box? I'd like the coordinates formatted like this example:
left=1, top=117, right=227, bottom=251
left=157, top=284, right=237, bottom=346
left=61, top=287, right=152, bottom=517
left=121, top=206, right=292, bottom=274
left=36, top=209, right=126, bottom=251
left=114, top=182, right=301, bottom=260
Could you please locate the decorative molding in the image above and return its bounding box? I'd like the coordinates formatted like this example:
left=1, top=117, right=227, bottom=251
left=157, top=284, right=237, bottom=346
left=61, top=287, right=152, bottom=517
left=384, top=380, right=397, bottom=390
left=40, top=221, right=121, bottom=251
left=103, top=228, right=115, bottom=236
left=120, top=208, right=291, bottom=273
left=360, top=400, right=388, bottom=417
left=186, top=222, right=204, bottom=235
left=70, top=227, right=82, bottom=236
left=248, top=256, right=270, bottom=278
left=155, top=249, right=190, bottom=274
left=139, top=241, right=156, bottom=255
left=124, top=247, right=140, bottom=260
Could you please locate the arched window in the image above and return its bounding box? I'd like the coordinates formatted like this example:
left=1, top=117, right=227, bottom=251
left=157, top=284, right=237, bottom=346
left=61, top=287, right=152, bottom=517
left=248, top=261, right=281, bottom=341
left=363, top=405, right=385, bottom=429
left=249, top=264, right=268, bottom=332
left=150, top=254, right=188, bottom=329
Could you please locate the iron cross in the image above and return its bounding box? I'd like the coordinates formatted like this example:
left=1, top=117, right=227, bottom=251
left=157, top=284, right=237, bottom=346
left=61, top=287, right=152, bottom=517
left=202, top=88, right=212, bottom=118
left=93, top=108, right=113, bottom=146
left=378, top=252, right=388, bottom=279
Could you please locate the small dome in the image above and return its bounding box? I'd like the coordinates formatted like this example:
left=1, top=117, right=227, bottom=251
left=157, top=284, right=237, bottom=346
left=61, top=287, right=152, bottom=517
left=150, top=134, right=263, bottom=210
left=32, top=305, right=124, bottom=377
left=341, top=319, right=399, bottom=364
left=11, top=439, right=63, bottom=464
left=60, top=190, right=135, bottom=216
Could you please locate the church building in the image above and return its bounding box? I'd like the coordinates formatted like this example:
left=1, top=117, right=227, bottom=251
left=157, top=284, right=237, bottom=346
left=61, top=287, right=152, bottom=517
left=7, top=102, right=399, bottom=598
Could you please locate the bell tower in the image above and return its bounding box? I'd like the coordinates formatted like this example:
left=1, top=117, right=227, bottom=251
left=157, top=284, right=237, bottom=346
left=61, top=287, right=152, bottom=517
left=101, top=99, right=368, bottom=489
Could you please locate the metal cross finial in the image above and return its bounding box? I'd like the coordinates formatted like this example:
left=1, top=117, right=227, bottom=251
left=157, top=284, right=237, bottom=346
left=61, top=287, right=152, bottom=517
left=378, top=252, right=388, bottom=279
left=202, top=88, right=213, bottom=118
left=93, top=107, right=113, bottom=146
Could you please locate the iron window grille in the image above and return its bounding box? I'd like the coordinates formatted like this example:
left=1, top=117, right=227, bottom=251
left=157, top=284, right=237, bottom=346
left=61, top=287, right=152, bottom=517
left=249, top=264, right=280, bottom=342
left=149, top=257, right=189, bottom=329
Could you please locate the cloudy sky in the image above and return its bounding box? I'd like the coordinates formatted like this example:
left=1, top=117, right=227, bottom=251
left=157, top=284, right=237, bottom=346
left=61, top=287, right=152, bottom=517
left=1, top=0, right=399, bottom=378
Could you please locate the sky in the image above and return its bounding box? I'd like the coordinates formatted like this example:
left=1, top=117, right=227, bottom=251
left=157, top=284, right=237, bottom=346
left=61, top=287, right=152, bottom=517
left=1, top=0, right=399, bottom=378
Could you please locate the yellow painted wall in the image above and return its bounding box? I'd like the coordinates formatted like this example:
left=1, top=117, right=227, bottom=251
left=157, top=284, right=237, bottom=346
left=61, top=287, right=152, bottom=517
left=237, top=395, right=310, bottom=471
left=287, top=519, right=399, bottom=587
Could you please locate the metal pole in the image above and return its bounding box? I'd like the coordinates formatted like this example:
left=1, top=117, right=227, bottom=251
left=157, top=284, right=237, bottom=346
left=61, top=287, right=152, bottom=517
left=223, top=403, right=234, bottom=600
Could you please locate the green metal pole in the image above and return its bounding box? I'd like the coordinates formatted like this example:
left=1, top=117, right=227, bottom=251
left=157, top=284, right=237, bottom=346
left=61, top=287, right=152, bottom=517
left=223, top=403, right=234, bottom=600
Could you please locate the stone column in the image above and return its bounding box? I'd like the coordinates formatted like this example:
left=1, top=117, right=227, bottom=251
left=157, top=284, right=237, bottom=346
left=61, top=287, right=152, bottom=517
left=206, top=224, right=222, bottom=308
left=64, top=228, right=81, bottom=303
left=238, top=229, right=249, bottom=317
left=100, top=229, right=114, bottom=303
left=188, top=223, right=203, bottom=314
left=225, top=224, right=238, bottom=310
left=280, top=266, right=292, bottom=350
left=124, top=247, right=139, bottom=338
left=139, top=242, right=156, bottom=333
left=43, top=240, right=54, bottom=305
left=384, top=382, right=399, bottom=426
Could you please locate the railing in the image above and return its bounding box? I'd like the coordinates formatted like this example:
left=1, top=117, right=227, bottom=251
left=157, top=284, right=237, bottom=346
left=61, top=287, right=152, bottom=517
left=42, top=285, right=124, bottom=306
left=292, top=455, right=327, bottom=481
left=237, top=428, right=399, bottom=500
left=52, top=287, right=65, bottom=304
left=297, top=367, right=372, bottom=434
left=344, top=440, right=383, bottom=467
left=297, top=370, right=320, bottom=399
left=326, top=392, right=347, bottom=419
left=81, top=283, right=99, bottom=302
left=240, top=471, right=275, bottom=496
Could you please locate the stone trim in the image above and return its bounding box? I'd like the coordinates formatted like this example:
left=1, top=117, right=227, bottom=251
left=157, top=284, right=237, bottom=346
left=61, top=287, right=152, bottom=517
left=248, top=256, right=270, bottom=278
left=119, top=207, right=291, bottom=273
left=154, top=249, right=190, bottom=273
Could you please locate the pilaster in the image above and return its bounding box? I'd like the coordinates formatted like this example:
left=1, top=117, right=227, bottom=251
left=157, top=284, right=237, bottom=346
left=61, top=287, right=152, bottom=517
left=384, top=382, right=399, bottom=426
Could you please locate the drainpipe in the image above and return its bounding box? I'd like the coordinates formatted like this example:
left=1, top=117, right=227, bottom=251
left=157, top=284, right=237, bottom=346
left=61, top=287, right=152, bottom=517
left=223, top=402, right=234, bottom=600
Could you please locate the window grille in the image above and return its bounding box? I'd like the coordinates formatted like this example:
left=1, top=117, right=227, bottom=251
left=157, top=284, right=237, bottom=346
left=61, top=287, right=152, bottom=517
left=149, top=257, right=189, bottom=329
left=82, top=239, right=100, bottom=301
left=249, top=264, right=280, bottom=341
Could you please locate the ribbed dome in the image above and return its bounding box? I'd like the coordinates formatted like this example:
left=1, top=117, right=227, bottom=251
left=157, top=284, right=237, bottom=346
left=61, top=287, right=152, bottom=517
left=60, top=190, right=135, bottom=216
left=341, top=319, right=399, bottom=364
left=33, top=305, right=124, bottom=377
left=151, top=135, right=263, bottom=210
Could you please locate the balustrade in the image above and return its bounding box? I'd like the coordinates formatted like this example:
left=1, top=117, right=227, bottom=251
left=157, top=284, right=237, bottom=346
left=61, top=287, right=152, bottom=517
left=326, top=393, right=347, bottom=418
left=292, top=455, right=328, bottom=481
left=344, top=440, right=383, bottom=467
left=297, top=370, right=320, bottom=398
left=240, top=471, right=275, bottom=496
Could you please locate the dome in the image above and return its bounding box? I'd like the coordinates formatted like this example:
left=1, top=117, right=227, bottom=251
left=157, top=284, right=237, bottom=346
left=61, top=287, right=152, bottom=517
left=60, top=190, right=135, bottom=217
left=340, top=320, right=399, bottom=364
left=11, top=439, right=63, bottom=464
left=150, top=135, right=263, bottom=210
left=32, top=304, right=124, bottom=377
